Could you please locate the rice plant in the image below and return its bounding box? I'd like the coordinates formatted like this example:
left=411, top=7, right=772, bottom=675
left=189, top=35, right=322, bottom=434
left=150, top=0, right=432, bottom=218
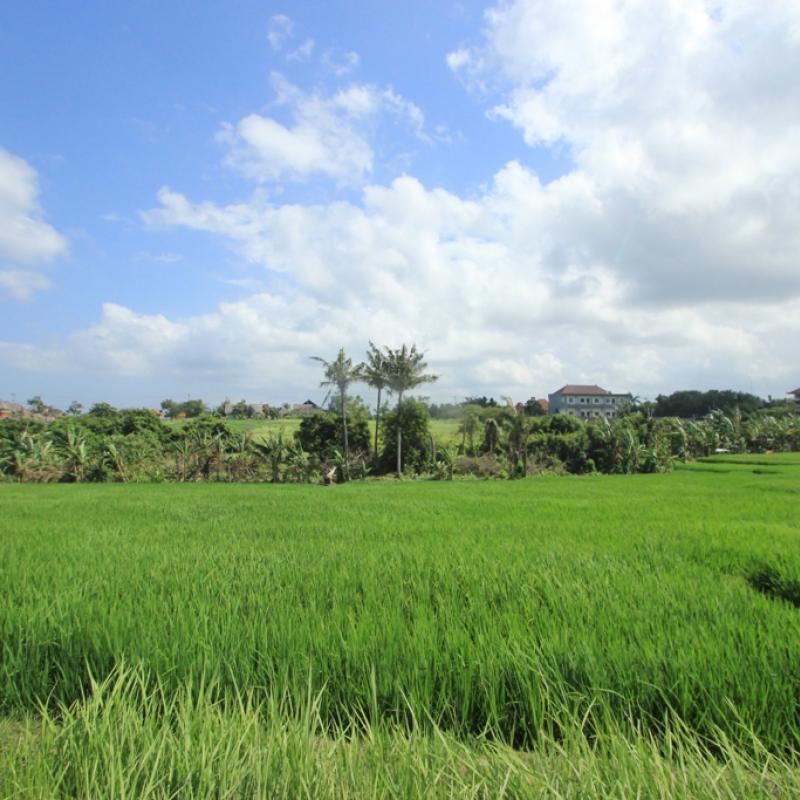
left=1, top=462, right=799, bottom=794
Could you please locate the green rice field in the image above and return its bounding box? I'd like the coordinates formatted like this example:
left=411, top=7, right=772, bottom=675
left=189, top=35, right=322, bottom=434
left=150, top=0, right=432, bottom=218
left=182, top=416, right=463, bottom=446
left=1, top=458, right=799, bottom=797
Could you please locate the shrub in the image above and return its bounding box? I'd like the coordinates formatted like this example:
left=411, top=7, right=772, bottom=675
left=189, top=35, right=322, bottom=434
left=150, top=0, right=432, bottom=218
left=295, top=412, right=370, bottom=460
left=452, top=454, right=505, bottom=478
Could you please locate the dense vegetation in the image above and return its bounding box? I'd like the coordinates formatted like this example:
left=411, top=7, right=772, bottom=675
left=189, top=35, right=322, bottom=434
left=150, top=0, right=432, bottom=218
left=1, top=461, right=800, bottom=796
left=652, top=389, right=790, bottom=418
left=1, top=398, right=797, bottom=484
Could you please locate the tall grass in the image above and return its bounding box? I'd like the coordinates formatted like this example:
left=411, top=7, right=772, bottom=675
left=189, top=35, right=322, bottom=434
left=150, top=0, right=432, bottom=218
left=1, top=465, right=799, bottom=793
left=3, top=667, right=800, bottom=799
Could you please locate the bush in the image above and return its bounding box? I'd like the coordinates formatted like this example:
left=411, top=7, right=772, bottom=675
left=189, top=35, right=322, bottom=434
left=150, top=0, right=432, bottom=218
left=452, top=454, right=506, bottom=478
left=295, top=412, right=370, bottom=460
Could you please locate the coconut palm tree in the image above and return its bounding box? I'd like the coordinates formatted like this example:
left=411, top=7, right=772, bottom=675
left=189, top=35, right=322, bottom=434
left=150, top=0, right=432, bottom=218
left=480, top=416, right=498, bottom=456
left=382, top=344, right=438, bottom=476
left=362, top=341, right=390, bottom=460
left=311, top=348, right=363, bottom=481
left=458, top=408, right=481, bottom=455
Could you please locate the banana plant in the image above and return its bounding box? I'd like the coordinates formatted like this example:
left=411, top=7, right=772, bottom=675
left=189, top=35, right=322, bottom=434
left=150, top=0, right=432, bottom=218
left=52, top=426, right=90, bottom=482
left=252, top=434, right=287, bottom=483
left=172, top=438, right=192, bottom=482
left=103, top=440, right=129, bottom=482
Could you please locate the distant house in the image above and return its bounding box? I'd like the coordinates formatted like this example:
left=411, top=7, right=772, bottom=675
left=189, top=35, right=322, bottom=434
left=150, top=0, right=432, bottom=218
left=789, top=388, right=800, bottom=415
left=40, top=405, right=63, bottom=421
left=0, top=400, right=23, bottom=419
left=537, top=398, right=549, bottom=413
left=548, top=384, right=631, bottom=421
left=290, top=399, right=320, bottom=417
left=0, top=400, right=61, bottom=421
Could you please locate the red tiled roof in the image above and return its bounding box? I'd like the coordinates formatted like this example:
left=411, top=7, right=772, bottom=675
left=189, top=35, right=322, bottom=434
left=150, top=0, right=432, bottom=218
left=554, top=384, right=610, bottom=396
left=538, top=398, right=549, bottom=411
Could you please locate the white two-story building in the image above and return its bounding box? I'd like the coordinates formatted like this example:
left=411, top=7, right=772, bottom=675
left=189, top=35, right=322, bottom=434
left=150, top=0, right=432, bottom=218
left=547, top=384, right=632, bottom=421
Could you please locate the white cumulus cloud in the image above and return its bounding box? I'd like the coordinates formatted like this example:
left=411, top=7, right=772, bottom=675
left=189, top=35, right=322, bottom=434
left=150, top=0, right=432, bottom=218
left=451, top=0, right=800, bottom=305
left=0, top=148, right=67, bottom=299
left=217, top=73, right=428, bottom=184
left=114, top=151, right=800, bottom=399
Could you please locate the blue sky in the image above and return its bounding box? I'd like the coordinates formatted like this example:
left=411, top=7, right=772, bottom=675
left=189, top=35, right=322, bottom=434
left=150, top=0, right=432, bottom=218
left=1, top=1, right=799, bottom=408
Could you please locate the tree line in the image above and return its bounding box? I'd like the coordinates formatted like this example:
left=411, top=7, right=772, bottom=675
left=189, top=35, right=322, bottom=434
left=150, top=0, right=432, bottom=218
left=1, top=399, right=797, bottom=485
left=2, top=347, right=798, bottom=484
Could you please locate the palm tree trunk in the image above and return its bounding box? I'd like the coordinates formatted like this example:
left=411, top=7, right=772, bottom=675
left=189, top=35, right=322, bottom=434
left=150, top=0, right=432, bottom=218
left=374, top=387, right=381, bottom=460
left=396, top=390, right=403, bottom=477
left=341, top=387, right=350, bottom=481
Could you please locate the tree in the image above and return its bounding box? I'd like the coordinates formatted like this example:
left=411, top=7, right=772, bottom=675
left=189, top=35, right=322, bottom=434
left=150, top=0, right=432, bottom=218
left=362, top=341, right=390, bottom=460
left=161, top=398, right=206, bottom=419
left=181, top=399, right=207, bottom=418
left=503, top=402, right=531, bottom=478
left=482, top=417, right=501, bottom=454
left=27, top=396, right=45, bottom=414
left=311, top=348, right=363, bottom=481
left=66, top=401, right=84, bottom=416
left=87, top=402, right=118, bottom=418
left=119, top=409, right=170, bottom=440
left=458, top=408, right=481, bottom=455
left=230, top=399, right=255, bottom=419
left=382, top=344, right=438, bottom=476
left=523, top=397, right=546, bottom=417
left=462, top=396, right=498, bottom=408
left=161, top=399, right=180, bottom=419
left=653, top=389, right=763, bottom=419
left=295, top=406, right=370, bottom=466
left=379, top=398, right=432, bottom=474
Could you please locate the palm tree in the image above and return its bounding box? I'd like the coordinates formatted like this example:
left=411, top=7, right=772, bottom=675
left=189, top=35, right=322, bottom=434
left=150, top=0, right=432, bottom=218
left=382, top=344, right=438, bottom=476
left=458, top=408, right=481, bottom=455
left=504, top=403, right=531, bottom=478
left=311, top=348, right=363, bottom=481
left=362, top=341, right=390, bottom=460
left=483, top=417, right=500, bottom=455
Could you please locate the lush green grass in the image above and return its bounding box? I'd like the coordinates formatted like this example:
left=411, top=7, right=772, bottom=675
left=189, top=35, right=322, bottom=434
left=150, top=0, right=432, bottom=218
left=1, top=466, right=799, bottom=795
left=3, top=668, right=799, bottom=799
left=168, top=415, right=462, bottom=447
left=696, top=451, right=800, bottom=467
